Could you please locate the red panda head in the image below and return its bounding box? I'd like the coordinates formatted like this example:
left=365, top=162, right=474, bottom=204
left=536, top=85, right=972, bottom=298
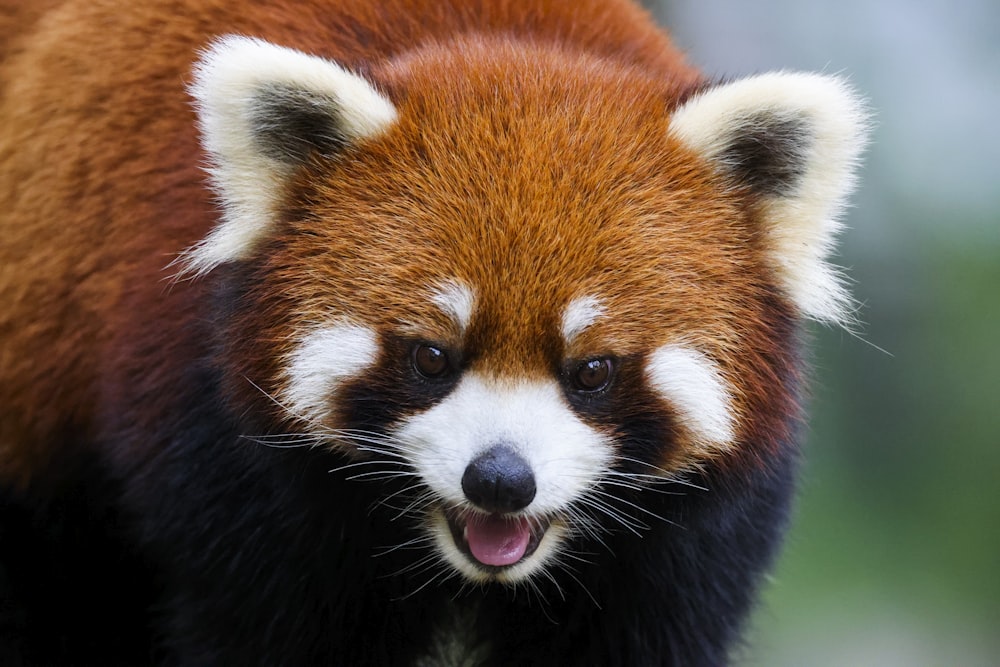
left=184, top=36, right=868, bottom=584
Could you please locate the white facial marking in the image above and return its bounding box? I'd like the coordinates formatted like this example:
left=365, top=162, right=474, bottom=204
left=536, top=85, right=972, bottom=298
left=397, top=375, right=611, bottom=511
left=670, top=72, right=870, bottom=325
left=430, top=280, right=476, bottom=334
left=645, top=344, right=736, bottom=451
left=394, top=374, right=613, bottom=580
left=281, top=322, right=379, bottom=424
left=179, top=35, right=397, bottom=277
left=560, top=295, right=606, bottom=344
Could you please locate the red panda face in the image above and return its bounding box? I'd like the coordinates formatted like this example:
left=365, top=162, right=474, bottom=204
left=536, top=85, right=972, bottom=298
left=186, top=37, right=867, bottom=583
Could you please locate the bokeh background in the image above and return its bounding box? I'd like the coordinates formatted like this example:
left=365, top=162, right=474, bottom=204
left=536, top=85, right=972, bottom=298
left=641, top=0, right=999, bottom=664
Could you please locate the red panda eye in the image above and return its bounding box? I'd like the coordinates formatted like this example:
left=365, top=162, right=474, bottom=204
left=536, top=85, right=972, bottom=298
left=412, top=344, right=450, bottom=379
left=572, top=358, right=614, bottom=392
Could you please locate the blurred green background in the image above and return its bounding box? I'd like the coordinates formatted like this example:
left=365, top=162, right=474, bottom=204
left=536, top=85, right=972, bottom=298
left=643, top=0, right=1000, bottom=664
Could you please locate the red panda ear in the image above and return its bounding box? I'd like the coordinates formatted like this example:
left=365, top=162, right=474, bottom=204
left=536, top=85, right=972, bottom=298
left=670, top=73, right=871, bottom=325
left=179, top=36, right=397, bottom=277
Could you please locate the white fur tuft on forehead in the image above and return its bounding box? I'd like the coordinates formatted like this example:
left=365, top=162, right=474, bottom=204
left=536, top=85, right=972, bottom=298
left=179, top=35, right=397, bottom=277
left=430, top=280, right=477, bottom=334
left=561, top=295, right=606, bottom=344
left=670, top=72, right=870, bottom=325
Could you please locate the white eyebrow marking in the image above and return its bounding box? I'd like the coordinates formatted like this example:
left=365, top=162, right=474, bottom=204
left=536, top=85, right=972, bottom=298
left=430, top=280, right=476, bottom=333
left=560, top=295, right=606, bottom=343
left=645, top=344, right=736, bottom=451
left=282, top=321, right=379, bottom=423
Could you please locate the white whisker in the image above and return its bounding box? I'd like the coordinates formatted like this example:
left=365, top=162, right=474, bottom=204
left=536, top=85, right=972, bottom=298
left=373, top=535, right=436, bottom=558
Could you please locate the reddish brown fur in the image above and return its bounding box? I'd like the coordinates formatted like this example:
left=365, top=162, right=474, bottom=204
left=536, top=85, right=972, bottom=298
left=0, top=0, right=794, bottom=494
left=244, top=40, right=799, bottom=469
left=0, top=5, right=816, bottom=664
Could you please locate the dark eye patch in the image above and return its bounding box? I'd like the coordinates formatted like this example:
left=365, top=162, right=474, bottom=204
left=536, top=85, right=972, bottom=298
left=334, top=336, right=462, bottom=430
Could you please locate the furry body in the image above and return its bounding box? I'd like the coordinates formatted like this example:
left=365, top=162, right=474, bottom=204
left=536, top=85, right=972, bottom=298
left=0, top=1, right=867, bottom=664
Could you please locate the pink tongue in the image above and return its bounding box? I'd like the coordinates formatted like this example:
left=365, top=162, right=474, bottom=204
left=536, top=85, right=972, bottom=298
left=465, top=514, right=532, bottom=567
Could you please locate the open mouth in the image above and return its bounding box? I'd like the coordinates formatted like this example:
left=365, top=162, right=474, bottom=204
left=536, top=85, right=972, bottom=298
left=445, top=508, right=550, bottom=569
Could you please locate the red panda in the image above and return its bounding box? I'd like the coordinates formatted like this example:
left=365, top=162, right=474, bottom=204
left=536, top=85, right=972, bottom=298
left=0, top=0, right=868, bottom=664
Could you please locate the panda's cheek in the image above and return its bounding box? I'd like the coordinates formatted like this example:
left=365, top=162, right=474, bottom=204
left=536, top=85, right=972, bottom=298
left=279, top=321, right=380, bottom=425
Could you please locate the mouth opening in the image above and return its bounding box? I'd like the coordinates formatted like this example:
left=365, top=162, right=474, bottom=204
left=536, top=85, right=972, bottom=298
left=445, top=507, right=550, bottom=569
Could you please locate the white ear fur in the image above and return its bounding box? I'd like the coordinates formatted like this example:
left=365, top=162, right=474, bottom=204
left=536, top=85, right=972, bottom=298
left=670, top=72, right=870, bottom=325
left=179, top=36, right=397, bottom=277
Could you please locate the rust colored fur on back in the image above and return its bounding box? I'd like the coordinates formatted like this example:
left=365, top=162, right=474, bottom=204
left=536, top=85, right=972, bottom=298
left=0, top=0, right=699, bottom=491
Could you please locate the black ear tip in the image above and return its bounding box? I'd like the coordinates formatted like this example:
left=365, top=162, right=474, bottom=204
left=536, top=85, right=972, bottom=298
left=189, top=36, right=399, bottom=171
left=180, top=36, right=397, bottom=274
left=667, top=72, right=870, bottom=324
left=248, top=84, right=350, bottom=164
left=717, top=111, right=814, bottom=197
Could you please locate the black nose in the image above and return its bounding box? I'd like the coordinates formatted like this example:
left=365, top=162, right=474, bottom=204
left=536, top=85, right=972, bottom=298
left=461, top=444, right=536, bottom=514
